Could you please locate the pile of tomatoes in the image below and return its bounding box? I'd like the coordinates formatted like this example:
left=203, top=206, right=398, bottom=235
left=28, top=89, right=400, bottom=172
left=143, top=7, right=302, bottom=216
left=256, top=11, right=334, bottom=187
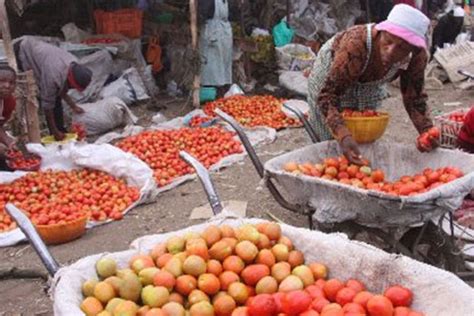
left=447, top=111, right=467, bottom=123
left=0, top=169, right=140, bottom=232
left=283, top=156, right=464, bottom=196
left=188, top=116, right=213, bottom=128
left=203, top=95, right=302, bottom=130
left=80, top=222, right=424, bottom=316
left=116, top=127, right=243, bottom=187
left=342, top=109, right=380, bottom=118
left=6, top=149, right=42, bottom=171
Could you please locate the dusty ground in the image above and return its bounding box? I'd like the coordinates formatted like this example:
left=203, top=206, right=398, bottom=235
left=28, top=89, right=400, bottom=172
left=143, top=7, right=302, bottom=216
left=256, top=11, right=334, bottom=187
left=0, top=84, right=472, bottom=316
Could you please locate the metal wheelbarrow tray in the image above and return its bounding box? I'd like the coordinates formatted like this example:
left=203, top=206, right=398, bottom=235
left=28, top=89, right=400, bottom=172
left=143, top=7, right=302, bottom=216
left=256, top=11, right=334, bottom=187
left=264, top=141, right=474, bottom=228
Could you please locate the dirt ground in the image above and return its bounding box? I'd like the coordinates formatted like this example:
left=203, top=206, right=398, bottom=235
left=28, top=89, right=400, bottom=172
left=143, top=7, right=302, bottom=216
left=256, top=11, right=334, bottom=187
left=0, top=84, right=473, bottom=316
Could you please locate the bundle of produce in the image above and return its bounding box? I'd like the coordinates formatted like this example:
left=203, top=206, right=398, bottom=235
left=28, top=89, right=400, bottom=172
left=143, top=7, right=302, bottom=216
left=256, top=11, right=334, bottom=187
left=0, top=169, right=140, bottom=233
left=78, top=222, right=425, bottom=316
left=203, top=96, right=302, bottom=130
left=282, top=155, right=464, bottom=197
left=116, top=127, right=243, bottom=187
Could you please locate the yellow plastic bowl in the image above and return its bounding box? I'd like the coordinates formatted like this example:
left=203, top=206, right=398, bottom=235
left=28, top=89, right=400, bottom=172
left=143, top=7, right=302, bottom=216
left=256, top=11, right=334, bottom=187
left=41, top=133, right=78, bottom=145
left=344, top=112, right=389, bottom=143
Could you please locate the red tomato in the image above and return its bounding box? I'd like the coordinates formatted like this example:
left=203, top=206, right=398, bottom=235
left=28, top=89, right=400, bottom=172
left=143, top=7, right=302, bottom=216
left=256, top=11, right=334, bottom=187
left=384, top=286, right=413, bottom=307
left=247, top=294, right=277, bottom=316
left=281, top=290, right=312, bottom=316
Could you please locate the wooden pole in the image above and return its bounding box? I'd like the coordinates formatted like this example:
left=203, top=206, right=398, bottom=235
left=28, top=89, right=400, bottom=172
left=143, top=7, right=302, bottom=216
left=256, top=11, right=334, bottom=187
left=0, top=0, right=41, bottom=144
left=190, top=0, right=200, bottom=108
left=0, top=0, right=17, bottom=70
left=287, top=0, right=291, bottom=26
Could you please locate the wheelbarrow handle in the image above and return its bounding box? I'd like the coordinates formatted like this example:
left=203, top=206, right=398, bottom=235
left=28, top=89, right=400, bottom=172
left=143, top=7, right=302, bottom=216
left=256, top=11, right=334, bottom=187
left=179, top=151, right=223, bottom=215
left=214, top=108, right=304, bottom=216
left=214, top=108, right=265, bottom=178
left=282, top=102, right=320, bottom=143
left=5, top=203, right=59, bottom=277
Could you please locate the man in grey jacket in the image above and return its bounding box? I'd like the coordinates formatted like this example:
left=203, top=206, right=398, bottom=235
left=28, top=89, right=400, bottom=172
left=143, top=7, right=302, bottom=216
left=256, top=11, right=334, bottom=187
left=15, top=37, right=92, bottom=141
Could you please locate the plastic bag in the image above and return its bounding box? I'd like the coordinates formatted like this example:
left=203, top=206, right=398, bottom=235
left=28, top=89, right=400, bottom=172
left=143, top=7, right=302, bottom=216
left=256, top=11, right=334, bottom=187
left=275, top=44, right=317, bottom=71
left=61, top=23, right=90, bottom=43
left=72, top=97, right=138, bottom=136
left=224, top=84, right=245, bottom=98
left=100, top=68, right=150, bottom=105
left=272, top=20, right=295, bottom=47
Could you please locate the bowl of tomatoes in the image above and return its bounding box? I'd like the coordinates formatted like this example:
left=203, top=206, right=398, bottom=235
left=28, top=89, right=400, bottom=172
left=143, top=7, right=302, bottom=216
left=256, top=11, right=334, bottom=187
left=342, top=109, right=389, bottom=143
left=5, top=149, right=42, bottom=171
left=34, top=213, right=88, bottom=245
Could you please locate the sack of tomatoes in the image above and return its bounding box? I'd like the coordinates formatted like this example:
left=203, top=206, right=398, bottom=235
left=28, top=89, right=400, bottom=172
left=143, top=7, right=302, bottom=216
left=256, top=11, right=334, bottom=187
left=203, top=95, right=302, bottom=130
left=79, top=222, right=425, bottom=316
left=116, top=127, right=243, bottom=187
left=283, top=155, right=464, bottom=196
left=0, top=169, right=140, bottom=233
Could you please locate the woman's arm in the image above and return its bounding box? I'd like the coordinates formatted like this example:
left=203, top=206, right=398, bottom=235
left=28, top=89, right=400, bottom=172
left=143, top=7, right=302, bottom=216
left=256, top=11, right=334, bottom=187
left=400, top=50, right=434, bottom=134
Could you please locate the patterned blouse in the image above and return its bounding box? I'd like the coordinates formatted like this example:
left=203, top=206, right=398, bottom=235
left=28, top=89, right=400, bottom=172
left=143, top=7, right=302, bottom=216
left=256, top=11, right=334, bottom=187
left=318, top=25, right=433, bottom=141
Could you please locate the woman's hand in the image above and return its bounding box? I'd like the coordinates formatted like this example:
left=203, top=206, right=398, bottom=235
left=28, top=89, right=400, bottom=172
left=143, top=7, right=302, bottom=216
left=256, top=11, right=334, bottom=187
left=340, top=135, right=365, bottom=165
left=72, top=106, right=85, bottom=114
left=416, top=127, right=440, bottom=152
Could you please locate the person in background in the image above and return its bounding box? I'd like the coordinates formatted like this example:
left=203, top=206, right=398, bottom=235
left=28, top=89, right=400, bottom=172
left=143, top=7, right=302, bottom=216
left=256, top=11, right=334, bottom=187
left=458, top=107, right=474, bottom=154
left=307, top=4, right=437, bottom=164
left=430, top=6, right=465, bottom=58
left=0, top=65, right=17, bottom=170
left=14, top=37, right=92, bottom=141
left=198, top=0, right=233, bottom=97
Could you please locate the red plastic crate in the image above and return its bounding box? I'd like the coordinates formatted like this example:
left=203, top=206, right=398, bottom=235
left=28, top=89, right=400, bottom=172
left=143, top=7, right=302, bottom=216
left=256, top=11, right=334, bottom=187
left=94, top=9, right=143, bottom=38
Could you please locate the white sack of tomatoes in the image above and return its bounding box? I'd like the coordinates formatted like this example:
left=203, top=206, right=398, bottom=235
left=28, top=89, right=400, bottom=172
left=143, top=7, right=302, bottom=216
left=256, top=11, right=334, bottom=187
left=101, top=109, right=276, bottom=194
left=52, top=215, right=474, bottom=315
left=265, top=141, right=474, bottom=228
left=0, top=142, right=157, bottom=247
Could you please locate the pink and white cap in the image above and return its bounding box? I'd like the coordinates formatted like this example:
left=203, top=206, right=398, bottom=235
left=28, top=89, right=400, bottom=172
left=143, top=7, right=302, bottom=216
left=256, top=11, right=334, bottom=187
left=375, top=4, right=430, bottom=49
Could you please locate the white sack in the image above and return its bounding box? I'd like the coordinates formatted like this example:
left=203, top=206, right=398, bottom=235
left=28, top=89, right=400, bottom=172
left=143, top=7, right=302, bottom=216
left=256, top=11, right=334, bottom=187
left=275, top=44, right=316, bottom=71
left=72, top=97, right=138, bottom=136
left=264, top=141, right=474, bottom=228
left=279, top=71, right=309, bottom=97
left=52, top=216, right=474, bottom=316
left=0, top=143, right=157, bottom=247
left=100, top=68, right=150, bottom=105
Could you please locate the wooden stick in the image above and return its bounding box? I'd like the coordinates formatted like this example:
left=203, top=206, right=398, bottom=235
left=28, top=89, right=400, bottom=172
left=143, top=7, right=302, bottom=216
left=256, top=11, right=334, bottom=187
left=0, top=0, right=18, bottom=71
left=25, top=71, right=41, bottom=143
left=1, top=1, right=41, bottom=143
left=189, top=0, right=200, bottom=108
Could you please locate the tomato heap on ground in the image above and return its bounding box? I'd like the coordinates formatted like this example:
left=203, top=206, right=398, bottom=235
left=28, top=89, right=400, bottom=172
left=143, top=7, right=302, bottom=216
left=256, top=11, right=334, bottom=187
left=116, top=127, right=243, bottom=187
left=0, top=169, right=140, bottom=232
left=283, top=156, right=464, bottom=196
left=80, top=222, right=424, bottom=316
left=203, top=95, right=302, bottom=130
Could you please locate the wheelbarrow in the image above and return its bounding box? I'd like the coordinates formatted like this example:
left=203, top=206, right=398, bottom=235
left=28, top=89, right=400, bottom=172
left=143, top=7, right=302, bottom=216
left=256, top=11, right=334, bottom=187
left=214, top=107, right=474, bottom=279
left=7, top=151, right=474, bottom=315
